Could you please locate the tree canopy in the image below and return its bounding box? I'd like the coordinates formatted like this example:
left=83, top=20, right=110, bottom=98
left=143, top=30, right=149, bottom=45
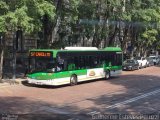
left=0, top=0, right=55, bottom=33
left=0, top=0, right=160, bottom=55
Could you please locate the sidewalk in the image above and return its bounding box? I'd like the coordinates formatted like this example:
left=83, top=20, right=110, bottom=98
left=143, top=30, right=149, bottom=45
left=0, top=78, right=27, bottom=87
left=0, top=82, right=10, bottom=87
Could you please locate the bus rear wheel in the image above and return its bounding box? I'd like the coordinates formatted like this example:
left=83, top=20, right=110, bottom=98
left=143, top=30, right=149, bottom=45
left=105, top=70, right=110, bottom=80
left=70, top=75, right=77, bottom=86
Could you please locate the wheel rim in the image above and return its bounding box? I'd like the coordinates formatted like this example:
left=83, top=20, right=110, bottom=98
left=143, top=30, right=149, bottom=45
left=105, top=71, right=110, bottom=79
left=70, top=76, right=77, bottom=85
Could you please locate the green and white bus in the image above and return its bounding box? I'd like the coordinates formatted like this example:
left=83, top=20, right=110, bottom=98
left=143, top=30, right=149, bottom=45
left=27, top=47, right=122, bottom=86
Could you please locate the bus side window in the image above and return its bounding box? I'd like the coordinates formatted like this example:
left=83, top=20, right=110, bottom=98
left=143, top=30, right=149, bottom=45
left=110, top=53, right=115, bottom=65
left=100, top=55, right=105, bottom=67
left=77, top=56, right=85, bottom=69
left=116, top=54, right=119, bottom=65
left=113, top=54, right=116, bottom=66
left=96, top=56, right=101, bottom=67
left=78, top=56, right=82, bottom=69
left=74, top=56, right=79, bottom=70
left=67, top=57, right=75, bottom=70
left=117, top=54, right=122, bottom=65
left=68, top=64, right=76, bottom=70
left=80, top=56, right=86, bottom=69
left=89, top=56, right=94, bottom=68
left=104, top=54, right=109, bottom=66
left=85, top=56, right=90, bottom=68
left=93, top=56, right=98, bottom=68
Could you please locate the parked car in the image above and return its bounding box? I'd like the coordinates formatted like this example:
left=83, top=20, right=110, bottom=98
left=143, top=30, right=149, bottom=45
left=123, top=59, right=139, bottom=71
left=146, top=57, right=154, bottom=66
left=135, top=57, right=148, bottom=68
left=149, top=56, right=159, bottom=65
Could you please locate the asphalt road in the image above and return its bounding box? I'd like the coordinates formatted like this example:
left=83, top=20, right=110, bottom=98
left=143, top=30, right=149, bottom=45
left=0, top=66, right=160, bottom=120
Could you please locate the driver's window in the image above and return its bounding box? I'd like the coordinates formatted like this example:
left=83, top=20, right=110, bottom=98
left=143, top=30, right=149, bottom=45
left=56, top=56, right=64, bottom=72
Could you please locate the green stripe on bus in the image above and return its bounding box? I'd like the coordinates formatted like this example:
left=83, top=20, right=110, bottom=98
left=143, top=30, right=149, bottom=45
left=28, top=69, right=87, bottom=80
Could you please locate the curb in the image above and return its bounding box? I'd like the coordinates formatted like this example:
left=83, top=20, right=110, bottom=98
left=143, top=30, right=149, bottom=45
left=15, top=79, right=27, bottom=84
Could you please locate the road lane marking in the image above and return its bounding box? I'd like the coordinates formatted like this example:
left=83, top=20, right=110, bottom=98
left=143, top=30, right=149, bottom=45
left=105, top=88, right=160, bottom=109
left=87, top=111, right=100, bottom=115
left=67, top=118, right=80, bottom=120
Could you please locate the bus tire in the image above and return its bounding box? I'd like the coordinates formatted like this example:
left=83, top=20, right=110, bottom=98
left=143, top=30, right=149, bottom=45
left=70, top=75, right=77, bottom=86
left=105, top=70, right=110, bottom=80
left=140, top=64, right=142, bottom=69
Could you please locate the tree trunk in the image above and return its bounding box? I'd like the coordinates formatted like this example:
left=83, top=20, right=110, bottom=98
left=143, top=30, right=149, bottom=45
left=121, top=24, right=130, bottom=52
left=0, top=46, right=4, bottom=82
left=0, top=33, right=6, bottom=82
left=51, top=0, right=62, bottom=46
left=51, top=16, right=61, bottom=45
left=108, top=25, right=118, bottom=46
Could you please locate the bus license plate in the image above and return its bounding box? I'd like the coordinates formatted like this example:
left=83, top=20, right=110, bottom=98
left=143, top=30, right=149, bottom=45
left=36, top=82, right=43, bottom=85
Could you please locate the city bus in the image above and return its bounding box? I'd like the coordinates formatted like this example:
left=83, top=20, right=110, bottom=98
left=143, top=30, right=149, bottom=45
left=27, top=47, right=122, bottom=86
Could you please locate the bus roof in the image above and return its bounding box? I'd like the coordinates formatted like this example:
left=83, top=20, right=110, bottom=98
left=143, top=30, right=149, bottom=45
left=64, top=47, right=98, bottom=50
left=104, top=47, right=122, bottom=51
left=29, top=47, right=122, bottom=57
left=30, top=47, right=121, bottom=52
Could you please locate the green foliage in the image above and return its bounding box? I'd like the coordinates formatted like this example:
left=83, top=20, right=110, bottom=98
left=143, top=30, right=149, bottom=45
left=36, top=0, right=55, bottom=20
left=0, top=16, right=6, bottom=32
left=0, top=0, right=56, bottom=33
left=5, top=6, right=34, bottom=32
left=142, top=29, right=158, bottom=45
left=1, top=0, right=160, bottom=52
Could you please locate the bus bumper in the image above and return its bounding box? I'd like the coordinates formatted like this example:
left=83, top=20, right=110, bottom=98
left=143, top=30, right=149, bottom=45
left=27, top=78, right=54, bottom=85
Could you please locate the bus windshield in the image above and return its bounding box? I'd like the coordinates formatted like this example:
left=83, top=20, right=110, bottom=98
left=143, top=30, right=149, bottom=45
left=29, top=57, right=55, bottom=73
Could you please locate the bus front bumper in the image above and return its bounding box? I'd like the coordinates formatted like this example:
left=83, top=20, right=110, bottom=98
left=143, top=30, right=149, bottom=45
left=27, top=78, right=54, bottom=85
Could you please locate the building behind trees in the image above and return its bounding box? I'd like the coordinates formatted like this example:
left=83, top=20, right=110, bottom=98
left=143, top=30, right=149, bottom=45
left=2, top=32, right=38, bottom=79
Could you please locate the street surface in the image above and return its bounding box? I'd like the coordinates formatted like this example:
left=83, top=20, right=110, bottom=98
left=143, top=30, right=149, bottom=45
left=0, top=66, right=160, bottom=120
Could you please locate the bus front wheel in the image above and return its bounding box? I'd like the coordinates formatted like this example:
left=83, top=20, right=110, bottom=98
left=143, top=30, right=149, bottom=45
left=105, top=70, right=110, bottom=80
left=70, top=75, right=77, bottom=86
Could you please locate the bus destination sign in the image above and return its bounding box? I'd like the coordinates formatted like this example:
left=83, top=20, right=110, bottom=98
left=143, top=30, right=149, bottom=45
left=30, top=52, right=52, bottom=57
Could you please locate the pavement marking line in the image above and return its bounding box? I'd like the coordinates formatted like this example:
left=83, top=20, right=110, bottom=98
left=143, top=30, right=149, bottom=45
left=67, top=119, right=80, bottom=120
left=105, top=88, right=160, bottom=109
left=87, top=111, right=100, bottom=115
